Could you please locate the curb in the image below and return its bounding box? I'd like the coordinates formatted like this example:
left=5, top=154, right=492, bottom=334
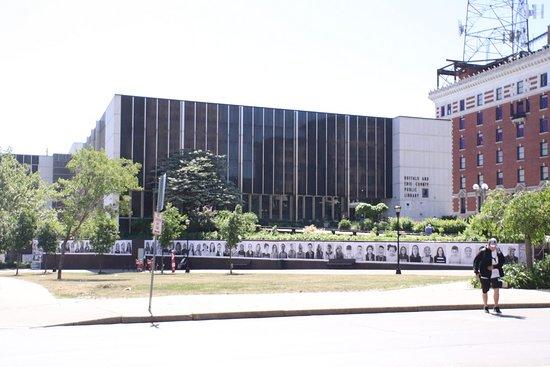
left=49, top=302, right=550, bottom=327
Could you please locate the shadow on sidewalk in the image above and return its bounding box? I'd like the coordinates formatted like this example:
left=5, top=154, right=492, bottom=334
left=492, top=314, right=526, bottom=320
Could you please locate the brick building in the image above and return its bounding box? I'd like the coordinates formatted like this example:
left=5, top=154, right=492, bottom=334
left=429, top=47, right=550, bottom=216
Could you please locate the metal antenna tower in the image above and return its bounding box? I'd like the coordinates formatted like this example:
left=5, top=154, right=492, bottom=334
left=459, top=0, right=533, bottom=63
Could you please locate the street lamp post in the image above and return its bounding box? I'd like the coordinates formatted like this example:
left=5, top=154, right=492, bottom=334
left=472, top=183, right=489, bottom=212
left=395, top=205, right=401, bottom=275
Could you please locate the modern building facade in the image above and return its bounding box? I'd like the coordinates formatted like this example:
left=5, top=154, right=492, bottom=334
left=86, top=94, right=451, bottom=230
left=15, top=153, right=72, bottom=185
left=429, top=47, right=550, bottom=216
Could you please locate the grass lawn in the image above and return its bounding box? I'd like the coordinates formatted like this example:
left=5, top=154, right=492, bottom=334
left=5, top=271, right=470, bottom=299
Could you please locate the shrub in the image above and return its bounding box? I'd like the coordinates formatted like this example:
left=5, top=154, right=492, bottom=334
left=359, top=218, right=373, bottom=231
left=338, top=219, right=352, bottom=230
left=376, top=220, right=389, bottom=231
left=503, top=255, right=550, bottom=289
left=388, top=217, right=414, bottom=232
left=437, top=219, right=467, bottom=235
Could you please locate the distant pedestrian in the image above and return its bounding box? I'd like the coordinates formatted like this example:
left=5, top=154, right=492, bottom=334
left=473, top=238, right=506, bottom=314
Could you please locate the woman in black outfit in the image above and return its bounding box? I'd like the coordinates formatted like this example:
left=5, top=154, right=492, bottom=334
left=409, top=245, right=421, bottom=262
left=433, top=247, right=446, bottom=263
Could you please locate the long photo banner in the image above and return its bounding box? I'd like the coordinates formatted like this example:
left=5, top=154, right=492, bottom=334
left=32, top=240, right=133, bottom=257
left=144, top=240, right=526, bottom=266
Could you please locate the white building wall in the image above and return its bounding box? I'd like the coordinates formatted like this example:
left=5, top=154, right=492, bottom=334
left=387, top=116, right=452, bottom=220
left=37, top=155, right=53, bottom=184
left=104, top=95, right=121, bottom=159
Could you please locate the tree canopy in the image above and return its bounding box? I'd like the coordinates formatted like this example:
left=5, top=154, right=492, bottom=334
left=157, top=203, right=188, bottom=249
left=159, top=149, right=241, bottom=231
left=88, top=212, right=119, bottom=274
left=55, top=148, right=141, bottom=279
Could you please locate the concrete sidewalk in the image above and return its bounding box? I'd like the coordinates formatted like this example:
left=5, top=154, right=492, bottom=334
left=1, top=271, right=550, bottom=329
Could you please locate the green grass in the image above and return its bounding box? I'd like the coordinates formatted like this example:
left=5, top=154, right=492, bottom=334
left=7, top=271, right=470, bottom=299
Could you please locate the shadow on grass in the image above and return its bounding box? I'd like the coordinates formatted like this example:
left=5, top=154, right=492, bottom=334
left=56, top=278, right=130, bottom=283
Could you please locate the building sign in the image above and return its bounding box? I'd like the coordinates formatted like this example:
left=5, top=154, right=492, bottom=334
left=403, top=175, right=430, bottom=199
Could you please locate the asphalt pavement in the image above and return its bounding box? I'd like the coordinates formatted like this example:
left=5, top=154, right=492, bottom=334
left=1, top=309, right=549, bottom=367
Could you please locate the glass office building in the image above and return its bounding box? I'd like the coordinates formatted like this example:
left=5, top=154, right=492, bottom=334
left=88, top=95, right=393, bottom=228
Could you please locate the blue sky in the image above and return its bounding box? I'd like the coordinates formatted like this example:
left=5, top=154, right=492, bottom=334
left=1, top=0, right=548, bottom=155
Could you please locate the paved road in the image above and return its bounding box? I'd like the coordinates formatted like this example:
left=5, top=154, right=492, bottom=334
left=1, top=309, right=549, bottom=366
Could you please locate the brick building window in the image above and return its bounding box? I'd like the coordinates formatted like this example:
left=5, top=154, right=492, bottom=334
left=541, top=118, right=549, bottom=133
left=496, top=127, right=503, bottom=142
left=542, top=73, right=548, bottom=88
left=460, top=99, right=465, bottom=111
left=541, top=94, right=548, bottom=109
left=516, top=123, right=524, bottom=138
left=459, top=136, right=465, bottom=149
left=477, top=93, right=483, bottom=106
left=447, top=104, right=451, bottom=115
left=517, top=80, right=524, bottom=94
left=460, top=176, right=466, bottom=189
left=460, top=156, right=466, bottom=169
left=460, top=197, right=466, bottom=214
left=496, top=87, right=503, bottom=101
left=477, top=132, right=483, bottom=146
left=542, top=165, right=549, bottom=181
left=541, top=141, right=548, bottom=157
left=477, top=173, right=484, bottom=185
left=517, top=145, right=525, bottom=160
left=516, top=100, right=525, bottom=114
left=497, top=171, right=504, bottom=186
left=440, top=106, right=445, bottom=117
left=476, top=111, right=483, bottom=125
left=459, top=117, right=465, bottom=130
left=477, top=153, right=484, bottom=166
left=517, top=168, right=525, bottom=183
left=496, top=148, right=504, bottom=163
left=496, top=105, right=503, bottom=120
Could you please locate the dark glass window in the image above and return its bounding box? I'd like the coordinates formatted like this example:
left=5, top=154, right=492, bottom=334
left=459, top=117, right=465, bottom=130
left=242, top=107, right=253, bottom=193
left=517, top=123, right=525, bottom=138
left=133, top=97, right=145, bottom=187
left=349, top=116, right=358, bottom=199
left=261, top=195, right=270, bottom=219
left=317, top=113, right=327, bottom=196
left=157, top=99, right=169, bottom=161
left=460, top=156, right=465, bottom=169
left=541, top=141, right=549, bottom=157
left=460, top=176, right=466, bottom=189
left=496, top=127, right=503, bottom=142
left=228, top=105, right=239, bottom=185
left=477, top=173, right=484, bottom=185
left=326, top=114, right=336, bottom=196
left=206, top=103, right=218, bottom=153
left=217, top=104, right=229, bottom=162
left=477, top=153, right=483, bottom=166
left=195, top=102, right=206, bottom=150
left=440, top=106, right=445, bottom=117
left=272, top=196, right=281, bottom=221
left=169, top=100, right=181, bottom=155
left=339, top=115, right=349, bottom=197
left=376, top=118, right=386, bottom=198
left=496, top=87, right=503, bottom=101
left=476, top=132, right=483, bottom=146
left=517, top=81, right=524, bottom=94
left=540, top=118, right=549, bottom=133
left=460, top=99, right=465, bottom=111
left=496, top=149, right=503, bottom=163
left=497, top=171, right=503, bottom=185
left=517, top=168, right=525, bottom=183
left=446, top=104, right=451, bottom=115
left=251, top=195, right=260, bottom=217
left=541, top=73, right=548, bottom=88
left=357, top=116, right=367, bottom=199
left=263, top=108, right=274, bottom=195
left=253, top=107, right=263, bottom=194
left=516, top=100, right=525, bottom=114
left=460, top=197, right=466, bottom=214
left=459, top=136, right=465, bottom=150
left=305, top=196, right=313, bottom=221
left=541, top=166, right=549, bottom=181
left=495, top=105, right=503, bottom=120
left=145, top=98, right=157, bottom=190
left=120, top=96, right=133, bottom=159
left=283, top=110, right=294, bottom=195
left=476, top=111, right=483, bottom=125
left=540, top=94, right=548, bottom=109
left=297, top=112, right=307, bottom=195
left=477, top=94, right=483, bottom=106
left=306, top=112, right=317, bottom=196
left=184, top=101, right=195, bottom=149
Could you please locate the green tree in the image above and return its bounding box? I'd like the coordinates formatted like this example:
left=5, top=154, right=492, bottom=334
left=55, top=148, right=141, bottom=280
left=355, top=202, right=388, bottom=223
left=89, top=213, right=119, bottom=274
left=214, top=205, right=257, bottom=275
left=9, top=209, right=38, bottom=275
left=159, top=150, right=241, bottom=231
left=503, top=185, right=550, bottom=269
left=155, top=203, right=188, bottom=274
left=469, top=189, right=513, bottom=240
left=36, top=215, right=62, bottom=274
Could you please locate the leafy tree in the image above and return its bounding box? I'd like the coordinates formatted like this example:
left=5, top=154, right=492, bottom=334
left=9, top=209, right=38, bottom=275
left=55, top=148, right=141, bottom=280
left=503, top=185, right=550, bottom=269
left=154, top=203, right=188, bottom=274
left=36, top=215, right=62, bottom=274
left=0, top=153, right=48, bottom=273
left=159, top=150, right=241, bottom=231
left=355, top=202, right=388, bottom=223
left=214, top=205, right=257, bottom=274
left=469, top=189, right=513, bottom=240
left=89, top=212, right=119, bottom=274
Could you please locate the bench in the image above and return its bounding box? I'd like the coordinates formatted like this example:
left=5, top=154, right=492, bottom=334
left=327, top=258, right=356, bottom=269
left=231, top=259, right=252, bottom=269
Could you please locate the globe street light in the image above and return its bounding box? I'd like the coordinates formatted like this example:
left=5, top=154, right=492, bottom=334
left=472, top=183, right=489, bottom=212
left=395, top=205, right=402, bottom=275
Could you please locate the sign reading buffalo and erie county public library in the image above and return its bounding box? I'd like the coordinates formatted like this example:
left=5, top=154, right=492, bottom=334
left=144, top=240, right=526, bottom=267
left=403, top=175, right=430, bottom=199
